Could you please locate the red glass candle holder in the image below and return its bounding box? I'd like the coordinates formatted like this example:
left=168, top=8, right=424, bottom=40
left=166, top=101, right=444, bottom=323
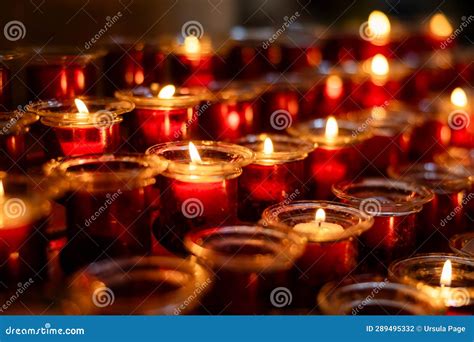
left=44, top=153, right=167, bottom=273
left=236, top=134, right=314, bottom=221
left=344, top=102, right=420, bottom=176
left=198, top=82, right=263, bottom=140
left=0, top=52, right=19, bottom=110
left=450, top=233, right=474, bottom=258
left=184, top=225, right=305, bottom=314
left=333, top=178, right=434, bottom=273
left=0, top=172, right=56, bottom=286
left=318, top=276, right=445, bottom=315
left=0, top=112, right=38, bottom=172
left=146, top=141, right=254, bottom=254
left=261, top=201, right=373, bottom=308
left=259, top=73, right=319, bottom=129
left=389, top=254, right=474, bottom=315
left=25, top=48, right=103, bottom=100
left=388, top=163, right=472, bottom=252
left=288, top=118, right=372, bottom=200
left=103, top=38, right=146, bottom=95
left=115, top=85, right=202, bottom=151
left=156, top=36, right=214, bottom=87
left=65, top=256, right=211, bottom=314
left=27, top=97, right=134, bottom=158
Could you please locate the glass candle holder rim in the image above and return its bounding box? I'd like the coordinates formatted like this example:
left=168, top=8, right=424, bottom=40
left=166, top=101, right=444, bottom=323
left=332, top=178, right=434, bottom=216
left=449, top=233, right=474, bottom=258
left=0, top=172, right=54, bottom=226
left=24, top=46, right=107, bottom=64
left=387, top=162, right=472, bottom=194
left=0, top=112, right=39, bottom=134
left=204, top=81, right=266, bottom=102
left=261, top=72, right=323, bottom=91
left=115, top=86, right=203, bottom=108
left=261, top=200, right=374, bottom=242
left=184, top=225, right=306, bottom=272
left=287, top=118, right=373, bottom=146
left=146, top=140, right=255, bottom=182
left=434, top=147, right=474, bottom=168
left=44, top=153, right=167, bottom=191
left=317, top=276, right=446, bottom=315
left=68, top=256, right=211, bottom=315
left=157, top=34, right=214, bottom=55
left=0, top=51, right=23, bottom=62
left=388, top=253, right=474, bottom=299
left=26, top=97, right=134, bottom=127
left=236, top=133, right=315, bottom=164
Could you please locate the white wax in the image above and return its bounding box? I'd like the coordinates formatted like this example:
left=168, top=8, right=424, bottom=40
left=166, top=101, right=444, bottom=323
left=294, top=221, right=344, bottom=240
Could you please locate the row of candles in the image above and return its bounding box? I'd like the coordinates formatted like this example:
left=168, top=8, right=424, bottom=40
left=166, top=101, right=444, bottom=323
left=0, top=11, right=473, bottom=315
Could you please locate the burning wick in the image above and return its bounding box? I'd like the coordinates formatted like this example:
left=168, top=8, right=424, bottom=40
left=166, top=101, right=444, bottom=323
left=188, top=142, right=202, bottom=164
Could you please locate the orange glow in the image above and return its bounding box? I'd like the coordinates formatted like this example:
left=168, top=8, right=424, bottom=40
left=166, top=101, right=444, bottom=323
left=451, top=87, right=468, bottom=108
left=184, top=36, right=201, bottom=54
left=368, top=10, right=391, bottom=42
left=227, top=111, right=240, bottom=130
left=263, top=137, right=274, bottom=155
left=325, top=75, right=343, bottom=99
left=429, top=13, right=453, bottom=38
left=440, top=260, right=452, bottom=287
left=60, top=70, right=68, bottom=96
left=371, top=54, right=389, bottom=76
left=158, top=85, right=176, bottom=99
left=325, top=116, right=339, bottom=141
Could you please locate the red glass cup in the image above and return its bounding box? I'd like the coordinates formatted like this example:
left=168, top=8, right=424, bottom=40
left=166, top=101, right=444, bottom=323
left=44, top=153, right=167, bottom=273
left=318, top=276, right=445, bottom=315
left=261, top=200, right=373, bottom=309
left=388, top=163, right=472, bottom=252
left=389, top=254, right=474, bottom=315
left=0, top=172, right=58, bottom=286
left=65, top=256, right=211, bottom=314
left=146, top=141, right=254, bottom=254
left=115, top=85, right=202, bottom=151
left=343, top=102, right=420, bottom=176
left=0, top=112, right=39, bottom=172
left=27, top=97, right=134, bottom=158
left=198, top=82, right=263, bottom=140
left=333, top=178, right=434, bottom=273
left=0, top=52, right=19, bottom=110
left=25, top=48, right=103, bottom=100
left=450, top=232, right=474, bottom=258
left=288, top=118, right=372, bottom=200
left=184, top=225, right=305, bottom=314
left=236, top=134, right=314, bottom=221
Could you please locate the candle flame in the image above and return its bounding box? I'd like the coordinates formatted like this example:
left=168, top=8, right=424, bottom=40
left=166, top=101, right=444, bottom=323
left=188, top=142, right=202, bottom=163
left=371, top=106, right=387, bottom=120
left=263, top=137, right=274, bottom=155
left=184, top=36, right=201, bottom=54
left=371, top=54, right=389, bottom=76
left=440, top=259, right=452, bottom=287
left=451, top=87, right=468, bottom=108
left=315, top=208, right=326, bottom=223
left=429, top=13, right=453, bottom=38
left=325, top=116, right=339, bottom=140
left=74, top=98, right=89, bottom=114
left=368, top=10, right=391, bottom=38
left=158, top=85, right=176, bottom=99
left=0, top=180, right=4, bottom=199
left=325, top=75, right=343, bottom=99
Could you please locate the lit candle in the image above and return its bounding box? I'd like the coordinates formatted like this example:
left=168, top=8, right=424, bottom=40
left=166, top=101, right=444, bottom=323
left=237, top=134, right=313, bottom=221
left=294, top=208, right=344, bottom=239
left=147, top=140, right=254, bottom=254
left=428, top=13, right=453, bottom=46
left=367, top=10, right=391, bottom=46
left=27, top=97, right=133, bottom=158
